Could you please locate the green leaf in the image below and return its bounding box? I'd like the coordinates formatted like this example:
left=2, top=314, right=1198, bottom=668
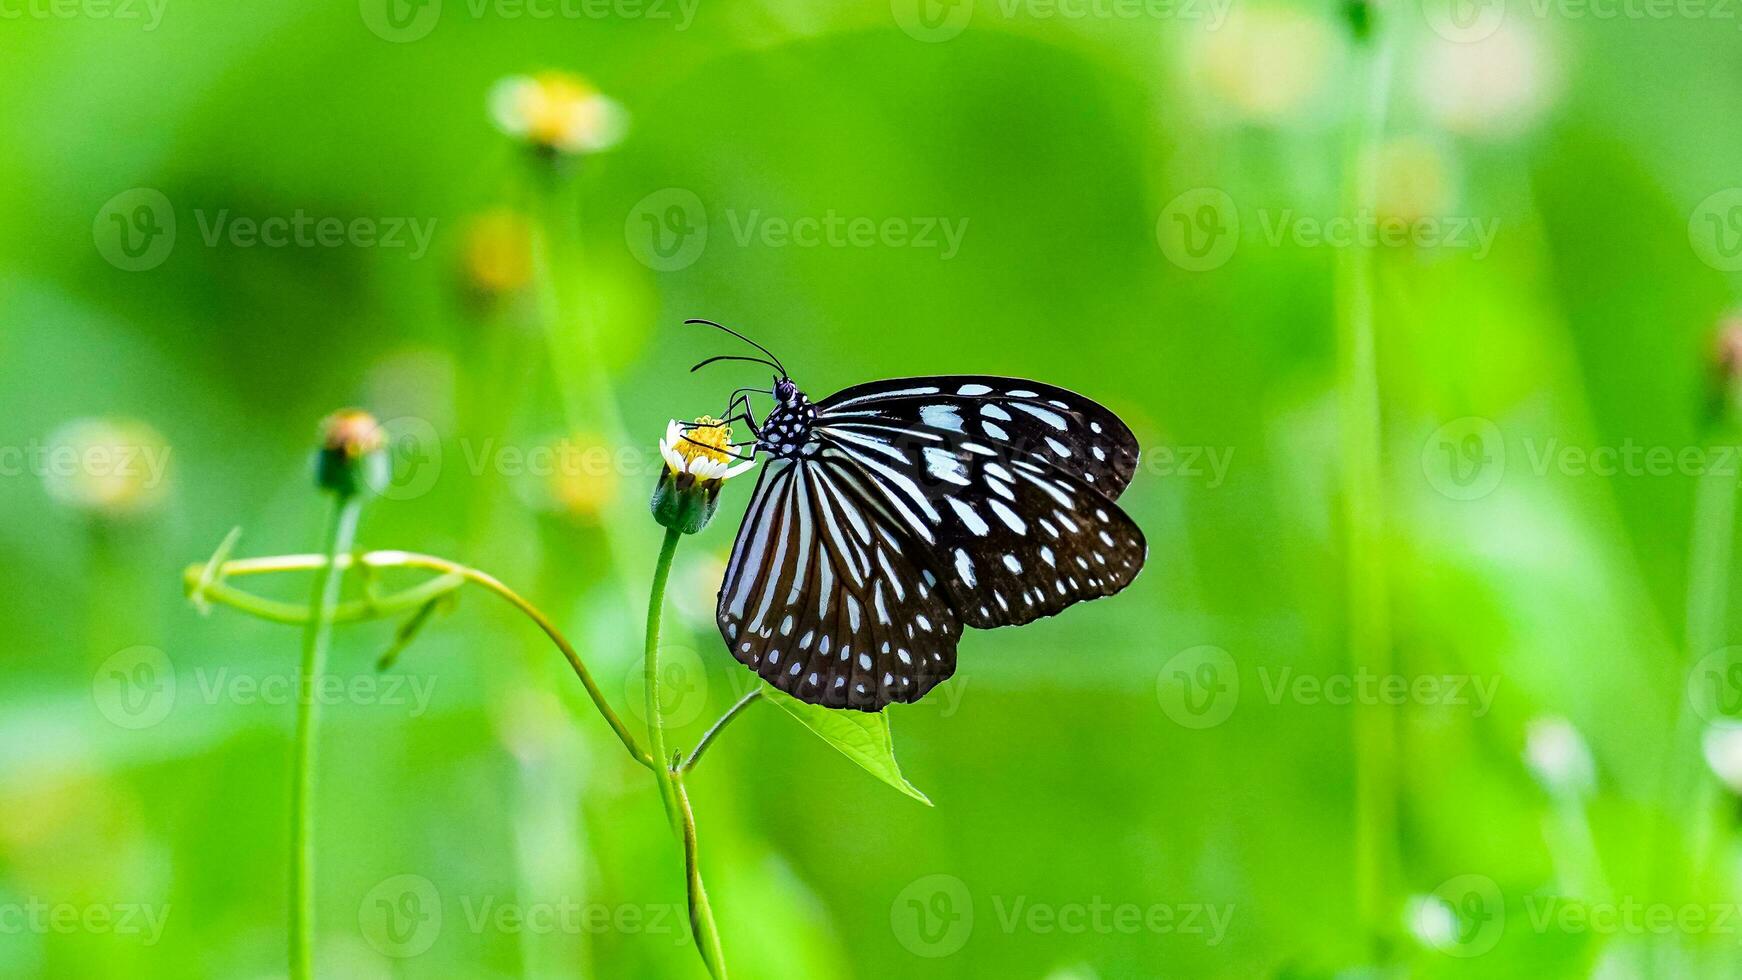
left=759, top=684, right=932, bottom=806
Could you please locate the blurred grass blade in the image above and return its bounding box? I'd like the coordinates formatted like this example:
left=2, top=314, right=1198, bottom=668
left=760, top=685, right=931, bottom=806
left=376, top=592, right=455, bottom=671
left=189, top=526, right=244, bottom=615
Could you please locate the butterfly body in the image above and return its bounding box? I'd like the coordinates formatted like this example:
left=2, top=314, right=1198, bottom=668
left=755, top=379, right=819, bottom=459
left=708, top=359, right=1147, bottom=712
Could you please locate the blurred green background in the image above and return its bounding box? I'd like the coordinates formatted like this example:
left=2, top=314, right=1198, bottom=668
left=6, top=0, right=1742, bottom=975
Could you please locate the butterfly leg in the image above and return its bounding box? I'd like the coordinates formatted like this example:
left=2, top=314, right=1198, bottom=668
left=679, top=433, right=758, bottom=461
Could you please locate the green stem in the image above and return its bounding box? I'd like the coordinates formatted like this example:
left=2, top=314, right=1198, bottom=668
left=682, top=689, right=764, bottom=773
left=642, top=526, right=728, bottom=977
left=187, top=548, right=652, bottom=770
left=673, top=774, right=728, bottom=979
left=645, top=526, right=684, bottom=832
left=288, top=494, right=362, bottom=980
left=1337, top=14, right=1398, bottom=960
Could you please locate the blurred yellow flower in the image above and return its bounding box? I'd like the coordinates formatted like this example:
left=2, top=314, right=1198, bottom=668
left=461, top=208, right=534, bottom=296
left=1371, top=136, right=1456, bottom=226
left=1187, top=8, right=1336, bottom=123
left=41, top=417, right=171, bottom=519
left=489, top=71, right=627, bottom=155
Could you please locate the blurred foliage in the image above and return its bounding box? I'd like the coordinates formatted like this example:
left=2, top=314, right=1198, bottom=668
left=5, top=0, right=1742, bottom=977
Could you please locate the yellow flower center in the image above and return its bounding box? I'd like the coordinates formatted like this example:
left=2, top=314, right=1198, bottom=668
left=677, top=416, right=734, bottom=468
left=526, top=72, right=602, bottom=147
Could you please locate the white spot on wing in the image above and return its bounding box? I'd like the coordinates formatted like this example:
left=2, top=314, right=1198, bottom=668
left=945, top=497, right=990, bottom=536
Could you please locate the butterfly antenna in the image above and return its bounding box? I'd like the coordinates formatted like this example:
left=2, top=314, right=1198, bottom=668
left=685, top=318, right=789, bottom=377
left=690, top=354, right=783, bottom=374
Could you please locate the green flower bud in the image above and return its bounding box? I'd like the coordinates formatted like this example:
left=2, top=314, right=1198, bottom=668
left=314, top=409, right=389, bottom=499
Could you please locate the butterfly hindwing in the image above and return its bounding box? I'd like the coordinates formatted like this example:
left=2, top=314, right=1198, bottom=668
left=717, top=456, right=963, bottom=710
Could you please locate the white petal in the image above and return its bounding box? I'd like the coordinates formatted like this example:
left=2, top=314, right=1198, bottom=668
left=722, top=458, right=758, bottom=479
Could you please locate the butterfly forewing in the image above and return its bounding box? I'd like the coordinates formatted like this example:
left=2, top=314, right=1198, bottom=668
left=717, top=456, right=963, bottom=710
left=816, top=376, right=1142, bottom=497
left=813, top=376, right=1147, bottom=628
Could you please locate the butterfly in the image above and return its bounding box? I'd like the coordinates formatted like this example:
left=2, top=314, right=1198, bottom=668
left=685, top=320, right=1148, bottom=711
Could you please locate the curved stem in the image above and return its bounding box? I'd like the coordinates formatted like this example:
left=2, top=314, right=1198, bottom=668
left=188, top=548, right=652, bottom=770
left=288, top=495, right=361, bottom=980
left=645, top=527, right=684, bottom=832
left=682, top=689, right=764, bottom=773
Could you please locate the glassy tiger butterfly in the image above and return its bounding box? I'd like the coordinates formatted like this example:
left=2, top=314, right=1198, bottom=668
left=686, top=320, right=1147, bottom=711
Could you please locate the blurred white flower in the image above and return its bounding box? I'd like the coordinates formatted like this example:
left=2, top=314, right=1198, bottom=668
left=1703, top=721, right=1742, bottom=794
left=489, top=71, right=627, bottom=155
left=1416, top=23, right=1560, bottom=139
left=41, top=417, right=171, bottom=519
left=1525, top=716, right=1595, bottom=797
left=1404, top=893, right=1459, bottom=949
left=1186, top=7, right=1338, bottom=124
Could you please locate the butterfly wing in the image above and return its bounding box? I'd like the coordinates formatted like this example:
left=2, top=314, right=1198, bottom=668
left=813, top=376, right=1147, bottom=629
left=717, top=455, right=964, bottom=710
left=815, top=375, right=1142, bottom=497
